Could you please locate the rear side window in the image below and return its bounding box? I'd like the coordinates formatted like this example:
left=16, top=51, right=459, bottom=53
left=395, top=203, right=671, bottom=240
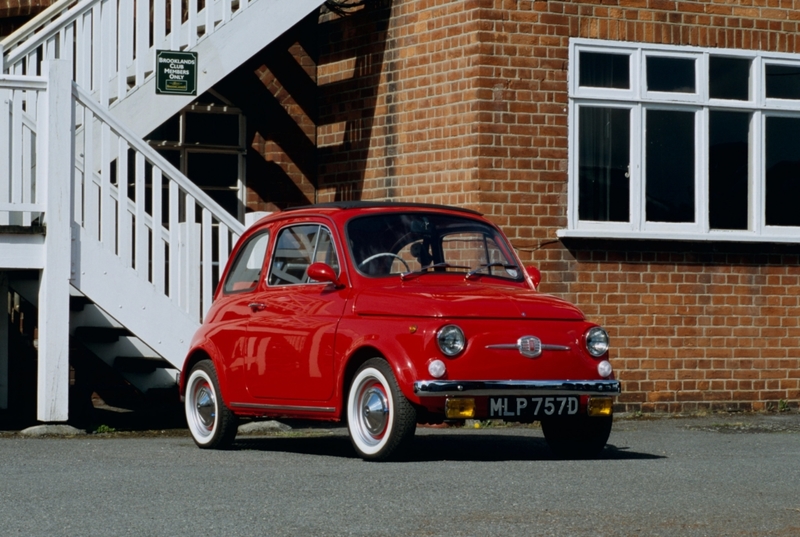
left=222, top=231, right=270, bottom=294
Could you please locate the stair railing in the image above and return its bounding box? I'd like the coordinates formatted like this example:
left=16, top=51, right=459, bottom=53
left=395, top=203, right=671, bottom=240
left=0, top=73, right=46, bottom=226
left=72, top=81, right=245, bottom=323
left=2, top=0, right=255, bottom=110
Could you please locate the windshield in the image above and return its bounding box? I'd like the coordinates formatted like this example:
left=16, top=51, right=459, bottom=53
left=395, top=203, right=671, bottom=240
left=346, top=212, right=522, bottom=280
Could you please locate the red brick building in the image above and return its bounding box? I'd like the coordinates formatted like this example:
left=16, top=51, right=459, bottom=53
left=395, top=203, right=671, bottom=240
left=234, top=0, right=800, bottom=413
left=3, top=0, right=799, bottom=416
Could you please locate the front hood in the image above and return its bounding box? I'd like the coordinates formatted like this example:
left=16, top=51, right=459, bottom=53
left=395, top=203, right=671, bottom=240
left=352, top=282, right=585, bottom=320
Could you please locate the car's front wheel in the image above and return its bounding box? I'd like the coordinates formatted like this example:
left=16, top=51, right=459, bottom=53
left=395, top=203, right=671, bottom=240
left=541, top=415, right=613, bottom=459
left=347, top=358, right=416, bottom=461
left=185, top=359, right=238, bottom=449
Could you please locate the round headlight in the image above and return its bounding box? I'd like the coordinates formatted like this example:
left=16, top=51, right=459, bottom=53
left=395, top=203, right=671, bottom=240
left=437, top=325, right=466, bottom=356
left=585, top=327, right=609, bottom=357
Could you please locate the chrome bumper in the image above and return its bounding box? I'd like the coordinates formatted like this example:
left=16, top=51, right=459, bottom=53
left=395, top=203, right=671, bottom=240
left=413, top=379, right=621, bottom=397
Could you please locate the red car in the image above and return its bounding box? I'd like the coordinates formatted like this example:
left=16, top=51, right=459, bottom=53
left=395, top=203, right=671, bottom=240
left=180, top=202, right=619, bottom=460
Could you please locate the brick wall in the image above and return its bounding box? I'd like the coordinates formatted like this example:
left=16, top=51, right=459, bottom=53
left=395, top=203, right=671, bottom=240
left=213, top=15, right=320, bottom=212
left=558, top=242, right=800, bottom=413
left=311, top=0, right=800, bottom=413
left=317, top=0, right=485, bottom=206
left=0, top=0, right=56, bottom=37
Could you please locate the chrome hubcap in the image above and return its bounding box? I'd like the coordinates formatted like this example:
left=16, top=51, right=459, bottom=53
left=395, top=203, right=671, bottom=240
left=195, top=384, right=216, bottom=428
left=362, top=387, right=388, bottom=436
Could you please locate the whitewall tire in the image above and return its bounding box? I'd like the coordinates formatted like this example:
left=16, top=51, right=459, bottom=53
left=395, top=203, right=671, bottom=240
left=347, top=358, right=416, bottom=461
left=185, top=360, right=238, bottom=449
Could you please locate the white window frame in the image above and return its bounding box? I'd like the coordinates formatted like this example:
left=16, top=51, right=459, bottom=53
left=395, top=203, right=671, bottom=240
left=562, top=38, right=800, bottom=244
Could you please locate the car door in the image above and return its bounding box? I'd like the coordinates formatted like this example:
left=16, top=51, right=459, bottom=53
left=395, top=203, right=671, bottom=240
left=244, top=222, right=347, bottom=402
left=206, top=229, right=271, bottom=400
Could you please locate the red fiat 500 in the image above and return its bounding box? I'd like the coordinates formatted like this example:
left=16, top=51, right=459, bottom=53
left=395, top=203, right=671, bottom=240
left=180, top=202, right=620, bottom=460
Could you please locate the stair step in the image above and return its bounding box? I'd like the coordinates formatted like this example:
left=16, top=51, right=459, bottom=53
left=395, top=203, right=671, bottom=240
left=114, top=356, right=173, bottom=374
left=69, top=295, right=93, bottom=312
left=74, top=326, right=131, bottom=343
left=143, top=386, right=180, bottom=404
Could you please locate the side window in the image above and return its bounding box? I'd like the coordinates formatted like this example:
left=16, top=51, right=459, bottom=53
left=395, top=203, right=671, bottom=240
left=269, top=225, right=340, bottom=286
left=313, top=228, right=340, bottom=274
left=223, top=231, right=270, bottom=293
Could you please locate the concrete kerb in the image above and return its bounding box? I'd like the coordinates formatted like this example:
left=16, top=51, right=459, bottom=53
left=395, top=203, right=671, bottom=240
left=237, top=420, right=292, bottom=435
left=20, top=424, right=87, bottom=437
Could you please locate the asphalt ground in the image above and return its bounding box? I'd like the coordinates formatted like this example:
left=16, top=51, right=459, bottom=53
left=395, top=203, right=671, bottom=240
left=0, top=412, right=798, bottom=537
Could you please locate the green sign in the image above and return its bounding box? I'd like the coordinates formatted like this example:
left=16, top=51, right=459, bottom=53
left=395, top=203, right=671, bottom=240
left=156, top=50, right=198, bottom=96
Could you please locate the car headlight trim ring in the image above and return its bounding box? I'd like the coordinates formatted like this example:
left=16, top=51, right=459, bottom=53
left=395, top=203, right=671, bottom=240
left=437, top=325, right=466, bottom=357
left=585, top=327, right=609, bottom=357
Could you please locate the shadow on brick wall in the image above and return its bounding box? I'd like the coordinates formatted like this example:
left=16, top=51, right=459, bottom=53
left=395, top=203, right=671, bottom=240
left=317, top=0, right=395, bottom=201
left=209, top=1, right=395, bottom=210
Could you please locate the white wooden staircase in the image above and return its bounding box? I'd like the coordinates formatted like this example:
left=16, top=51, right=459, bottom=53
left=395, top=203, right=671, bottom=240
left=0, top=0, right=324, bottom=423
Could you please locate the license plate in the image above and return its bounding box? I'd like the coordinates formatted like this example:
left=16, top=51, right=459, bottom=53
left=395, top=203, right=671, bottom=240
left=488, top=396, right=580, bottom=418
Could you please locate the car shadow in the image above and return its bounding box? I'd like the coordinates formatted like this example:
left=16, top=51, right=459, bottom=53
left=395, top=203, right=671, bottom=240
left=232, top=432, right=663, bottom=462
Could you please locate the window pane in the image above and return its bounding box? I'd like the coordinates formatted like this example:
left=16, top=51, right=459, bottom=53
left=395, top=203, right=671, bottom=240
left=312, top=228, right=339, bottom=273
left=578, top=107, right=630, bottom=222
left=186, top=153, right=240, bottom=217
left=155, top=149, right=181, bottom=170
left=146, top=114, right=180, bottom=142
left=765, top=117, right=800, bottom=226
left=269, top=225, right=319, bottom=285
left=647, top=57, right=696, bottom=93
left=347, top=213, right=519, bottom=279
left=579, top=52, right=630, bottom=89
left=646, top=110, right=695, bottom=223
left=440, top=233, right=494, bottom=266
left=709, top=57, right=751, bottom=100
left=766, top=65, right=800, bottom=100
left=223, top=232, right=269, bottom=293
left=709, top=111, right=750, bottom=230
left=185, top=113, right=240, bottom=146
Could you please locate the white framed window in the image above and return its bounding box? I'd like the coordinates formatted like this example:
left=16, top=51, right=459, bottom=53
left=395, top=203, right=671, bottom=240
left=147, top=90, right=246, bottom=222
left=562, top=38, right=800, bottom=243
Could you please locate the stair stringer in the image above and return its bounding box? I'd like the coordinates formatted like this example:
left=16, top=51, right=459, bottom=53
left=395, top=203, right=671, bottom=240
left=2, top=0, right=325, bottom=140
left=70, top=224, right=200, bottom=371
left=110, top=0, right=325, bottom=138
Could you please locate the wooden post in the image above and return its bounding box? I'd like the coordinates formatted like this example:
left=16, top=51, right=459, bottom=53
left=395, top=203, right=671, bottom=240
left=37, top=60, right=73, bottom=422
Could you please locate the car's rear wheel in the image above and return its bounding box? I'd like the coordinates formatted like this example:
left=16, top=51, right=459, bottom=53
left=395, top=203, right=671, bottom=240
left=185, top=359, right=238, bottom=449
left=347, top=358, right=416, bottom=461
left=541, top=415, right=613, bottom=459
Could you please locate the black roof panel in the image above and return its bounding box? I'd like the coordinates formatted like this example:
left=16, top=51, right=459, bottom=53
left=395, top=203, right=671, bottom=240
left=281, top=201, right=482, bottom=216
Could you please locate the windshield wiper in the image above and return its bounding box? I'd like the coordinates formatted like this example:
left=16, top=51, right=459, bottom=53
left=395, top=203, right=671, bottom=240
left=465, top=262, right=520, bottom=280
left=400, top=262, right=470, bottom=281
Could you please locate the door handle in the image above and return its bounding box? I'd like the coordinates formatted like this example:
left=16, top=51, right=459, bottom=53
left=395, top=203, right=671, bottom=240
left=249, top=302, right=266, bottom=312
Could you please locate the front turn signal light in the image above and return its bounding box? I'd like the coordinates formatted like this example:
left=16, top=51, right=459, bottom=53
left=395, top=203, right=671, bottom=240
left=428, top=359, right=446, bottom=378
left=445, top=398, right=475, bottom=419
left=587, top=397, right=613, bottom=417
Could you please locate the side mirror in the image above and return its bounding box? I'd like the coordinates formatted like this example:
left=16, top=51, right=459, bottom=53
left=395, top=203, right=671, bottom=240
left=307, top=262, right=344, bottom=288
left=525, top=266, right=541, bottom=290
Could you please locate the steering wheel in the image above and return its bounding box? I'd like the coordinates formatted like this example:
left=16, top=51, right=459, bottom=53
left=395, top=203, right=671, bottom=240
left=358, top=253, right=411, bottom=272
